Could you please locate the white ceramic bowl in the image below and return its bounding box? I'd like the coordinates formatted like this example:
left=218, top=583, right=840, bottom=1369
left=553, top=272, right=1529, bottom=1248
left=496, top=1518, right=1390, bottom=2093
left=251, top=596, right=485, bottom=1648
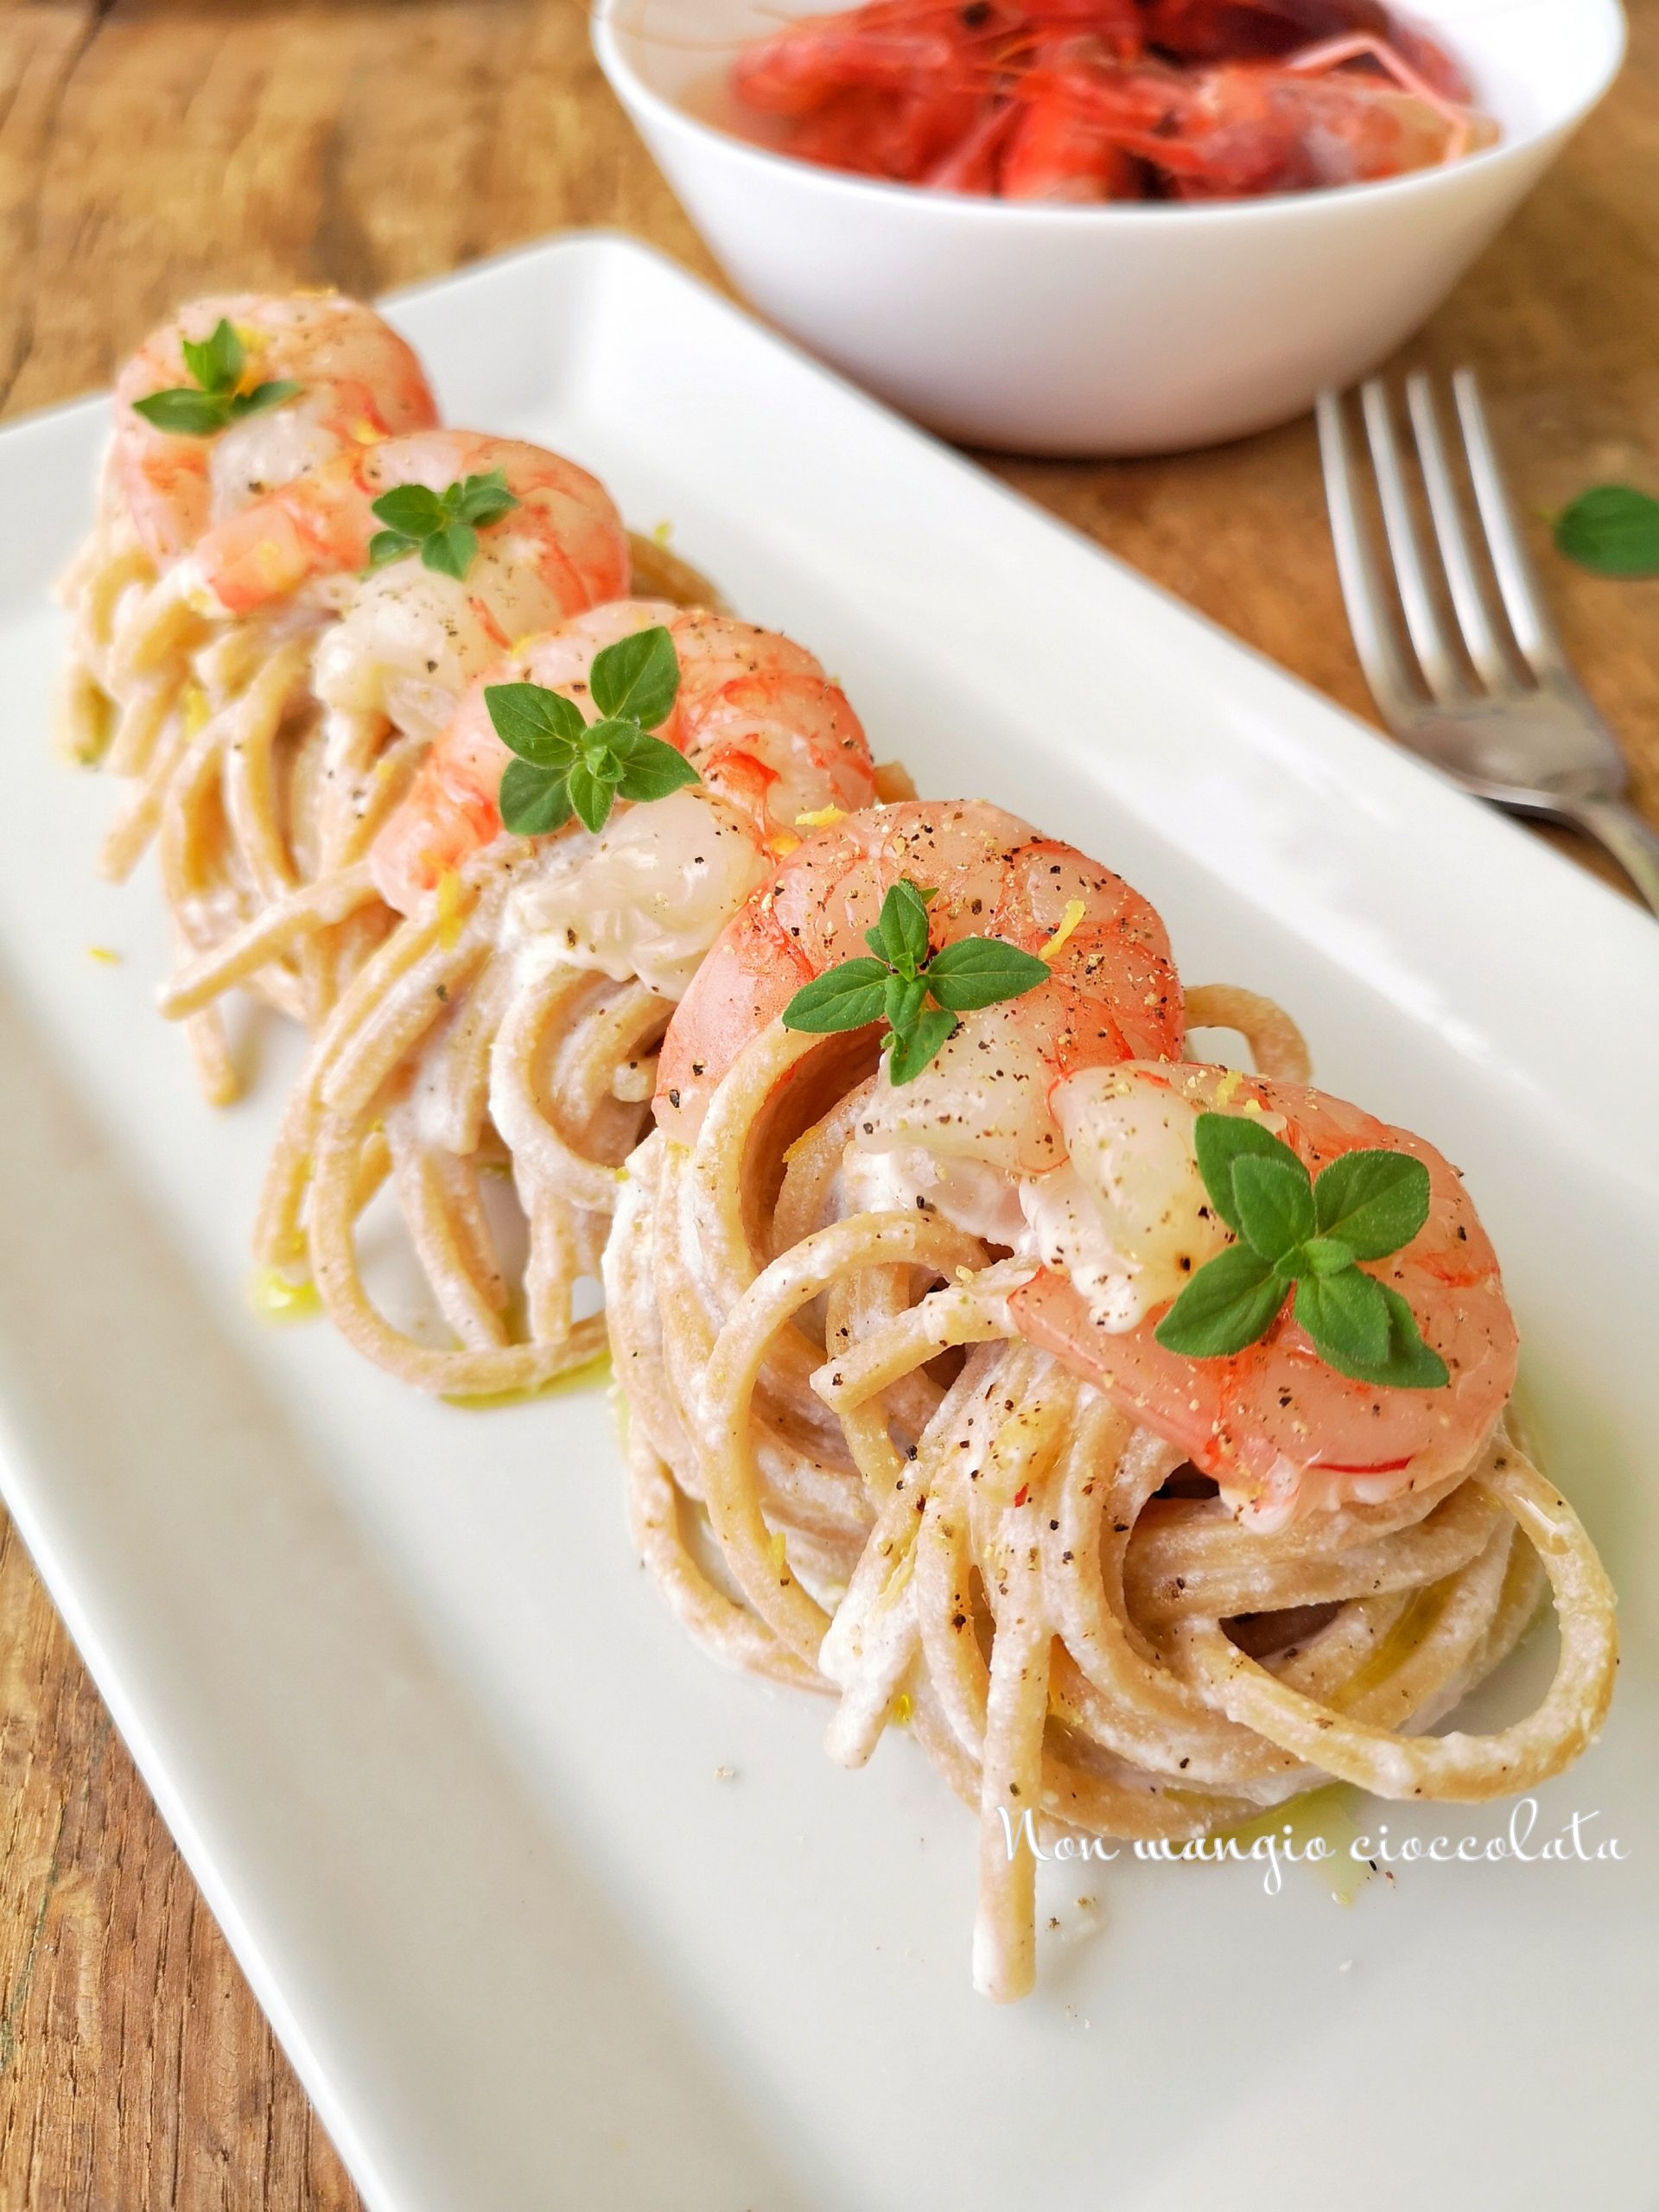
left=594, top=0, right=1625, bottom=455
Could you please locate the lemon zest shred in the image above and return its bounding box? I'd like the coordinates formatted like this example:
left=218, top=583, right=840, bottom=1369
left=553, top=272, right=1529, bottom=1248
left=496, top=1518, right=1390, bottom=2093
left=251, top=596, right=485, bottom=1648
left=86, top=944, right=122, bottom=966
left=887, top=1691, right=913, bottom=1728
left=768, top=832, right=801, bottom=859
left=181, top=683, right=211, bottom=737
left=350, top=419, right=387, bottom=446
left=652, top=518, right=673, bottom=545
left=877, top=1541, right=916, bottom=1613
left=434, top=868, right=463, bottom=951
left=253, top=538, right=292, bottom=591
left=1038, top=898, right=1087, bottom=963
left=246, top=1268, right=321, bottom=1325
left=1213, top=1067, right=1243, bottom=1108
left=795, top=804, right=846, bottom=831
left=768, top=1529, right=791, bottom=1585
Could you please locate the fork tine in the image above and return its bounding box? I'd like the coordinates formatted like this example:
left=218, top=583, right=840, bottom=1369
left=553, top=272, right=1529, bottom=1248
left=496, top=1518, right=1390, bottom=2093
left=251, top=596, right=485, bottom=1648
left=1451, top=368, right=1569, bottom=680
left=1315, top=390, right=1424, bottom=730
left=1357, top=378, right=1469, bottom=702
left=1404, top=372, right=1519, bottom=696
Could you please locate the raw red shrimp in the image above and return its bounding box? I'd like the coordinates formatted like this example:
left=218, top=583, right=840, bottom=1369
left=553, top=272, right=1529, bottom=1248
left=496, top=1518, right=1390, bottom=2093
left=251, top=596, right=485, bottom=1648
left=370, top=602, right=879, bottom=914
left=1009, top=1060, right=1519, bottom=1526
left=791, top=84, right=985, bottom=180
left=1013, top=36, right=1491, bottom=196
left=732, top=0, right=1020, bottom=115
left=1142, top=0, right=1473, bottom=102
left=653, top=796, right=1183, bottom=1146
left=726, top=1, right=1489, bottom=198
left=110, top=293, right=438, bottom=569
left=999, top=33, right=1140, bottom=197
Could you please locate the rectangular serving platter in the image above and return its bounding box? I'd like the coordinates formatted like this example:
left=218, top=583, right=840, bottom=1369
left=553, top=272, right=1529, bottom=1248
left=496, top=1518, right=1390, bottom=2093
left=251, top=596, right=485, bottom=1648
left=0, top=234, right=1654, bottom=2211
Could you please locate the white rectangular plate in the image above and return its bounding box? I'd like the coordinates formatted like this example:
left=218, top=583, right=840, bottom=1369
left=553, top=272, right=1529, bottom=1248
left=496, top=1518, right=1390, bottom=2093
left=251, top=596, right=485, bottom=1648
left=0, top=236, right=1654, bottom=2212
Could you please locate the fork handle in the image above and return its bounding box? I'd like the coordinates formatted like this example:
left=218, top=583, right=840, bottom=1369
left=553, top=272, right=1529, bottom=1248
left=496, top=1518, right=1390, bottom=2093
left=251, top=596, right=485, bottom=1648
left=1558, top=796, right=1659, bottom=918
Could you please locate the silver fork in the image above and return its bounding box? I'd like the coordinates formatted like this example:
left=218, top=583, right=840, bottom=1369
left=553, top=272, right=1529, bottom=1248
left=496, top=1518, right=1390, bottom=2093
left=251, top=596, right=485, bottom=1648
left=1318, top=369, right=1659, bottom=915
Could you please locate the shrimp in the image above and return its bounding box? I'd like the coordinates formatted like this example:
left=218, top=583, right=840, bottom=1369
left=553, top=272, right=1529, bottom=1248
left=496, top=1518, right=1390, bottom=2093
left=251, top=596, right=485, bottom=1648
left=653, top=797, right=1184, bottom=1147
left=1142, top=0, right=1474, bottom=102
left=1015, top=36, right=1493, bottom=197
left=130, top=429, right=631, bottom=841
left=999, top=33, right=1141, bottom=198
left=732, top=0, right=1020, bottom=116
left=171, top=428, right=628, bottom=629
left=109, top=293, right=439, bottom=569
left=369, top=603, right=878, bottom=914
left=727, top=2, right=1490, bottom=197
left=1008, top=1060, right=1519, bottom=1526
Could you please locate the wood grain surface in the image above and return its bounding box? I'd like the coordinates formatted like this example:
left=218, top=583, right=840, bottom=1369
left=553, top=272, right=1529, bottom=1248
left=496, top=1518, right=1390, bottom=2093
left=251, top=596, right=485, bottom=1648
left=1, top=3, right=1656, bottom=2203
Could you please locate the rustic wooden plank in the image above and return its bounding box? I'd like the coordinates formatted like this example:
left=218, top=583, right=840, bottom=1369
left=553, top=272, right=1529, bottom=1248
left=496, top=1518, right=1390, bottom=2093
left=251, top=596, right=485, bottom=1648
left=0, top=0, right=1655, bottom=2204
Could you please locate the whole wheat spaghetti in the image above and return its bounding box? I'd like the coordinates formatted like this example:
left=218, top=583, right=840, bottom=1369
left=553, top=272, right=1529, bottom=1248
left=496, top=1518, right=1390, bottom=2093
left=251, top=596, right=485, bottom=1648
left=605, top=800, right=1617, bottom=1999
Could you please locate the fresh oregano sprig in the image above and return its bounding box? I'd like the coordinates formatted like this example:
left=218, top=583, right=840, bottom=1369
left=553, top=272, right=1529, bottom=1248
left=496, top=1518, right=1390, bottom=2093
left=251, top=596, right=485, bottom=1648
left=487, top=624, right=696, bottom=837
left=1154, top=1112, right=1449, bottom=1389
left=780, top=877, right=1051, bottom=1086
left=368, top=467, right=520, bottom=582
left=1553, top=484, right=1659, bottom=577
left=130, top=318, right=302, bottom=437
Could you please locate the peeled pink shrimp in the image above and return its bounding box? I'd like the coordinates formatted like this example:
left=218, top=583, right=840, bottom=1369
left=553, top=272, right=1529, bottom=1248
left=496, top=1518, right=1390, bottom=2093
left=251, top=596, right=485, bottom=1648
left=171, top=428, right=628, bottom=624
left=138, top=430, right=631, bottom=767
left=1009, top=1061, right=1518, bottom=1526
left=653, top=797, right=1185, bottom=1147
left=369, top=602, right=880, bottom=912
left=110, top=292, right=439, bottom=569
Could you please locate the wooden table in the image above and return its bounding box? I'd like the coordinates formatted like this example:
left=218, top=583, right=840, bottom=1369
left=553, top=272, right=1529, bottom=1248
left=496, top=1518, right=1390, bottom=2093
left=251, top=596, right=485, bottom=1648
left=1, top=3, right=1654, bottom=2202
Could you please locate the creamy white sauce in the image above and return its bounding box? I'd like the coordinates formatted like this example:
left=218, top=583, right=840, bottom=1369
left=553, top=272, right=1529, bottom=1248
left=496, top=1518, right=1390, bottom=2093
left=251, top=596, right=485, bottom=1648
left=840, top=1141, right=1028, bottom=1246
left=1029, top=1067, right=1235, bottom=1330
left=503, top=787, right=766, bottom=1001
left=845, top=1062, right=1243, bottom=1332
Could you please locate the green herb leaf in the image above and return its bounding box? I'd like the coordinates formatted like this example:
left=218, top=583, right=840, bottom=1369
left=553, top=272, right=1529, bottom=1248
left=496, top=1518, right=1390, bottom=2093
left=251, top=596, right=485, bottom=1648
left=1298, top=1277, right=1449, bottom=1390
left=1165, top=1111, right=1450, bottom=1393
left=1313, top=1147, right=1432, bottom=1260
left=565, top=758, right=614, bottom=836
left=367, top=529, right=415, bottom=569
left=130, top=388, right=234, bottom=436
left=781, top=873, right=1048, bottom=1086
left=421, top=520, right=479, bottom=580
left=132, top=321, right=301, bottom=440
left=182, top=319, right=243, bottom=394
left=484, top=683, right=588, bottom=765
left=781, top=958, right=892, bottom=1034
left=926, top=936, right=1051, bottom=1013
left=884, top=969, right=930, bottom=1037
left=372, top=483, right=448, bottom=538
left=1230, top=1152, right=1316, bottom=1265
left=607, top=727, right=701, bottom=805
left=229, top=378, right=302, bottom=421
left=1299, top=1234, right=1357, bottom=1277
left=867, top=879, right=934, bottom=976
left=887, top=1004, right=957, bottom=1086
left=498, top=758, right=574, bottom=837
left=366, top=471, right=520, bottom=582
left=1554, top=485, right=1659, bottom=577
left=450, top=468, right=519, bottom=530
left=1293, top=1267, right=1390, bottom=1370
left=1192, top=1111, right=1301, bottom=1237
left=1155, top=1243, right=1287, bottom=1359
left=588, top=626, right=680, bottom=731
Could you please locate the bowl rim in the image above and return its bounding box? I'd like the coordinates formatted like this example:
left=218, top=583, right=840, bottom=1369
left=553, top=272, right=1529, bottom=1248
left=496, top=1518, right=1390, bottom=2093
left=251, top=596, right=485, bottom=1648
left=593, top=0, right=1628, bottom=232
